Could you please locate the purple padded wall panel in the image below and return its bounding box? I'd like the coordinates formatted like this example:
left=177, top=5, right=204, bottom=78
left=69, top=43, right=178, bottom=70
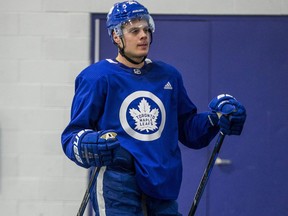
left=209, top=18, right=288, bottom=216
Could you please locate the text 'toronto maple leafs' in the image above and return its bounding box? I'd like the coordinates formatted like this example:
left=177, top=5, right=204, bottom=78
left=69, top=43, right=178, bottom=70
left=129, top=98, right=159, bottom=132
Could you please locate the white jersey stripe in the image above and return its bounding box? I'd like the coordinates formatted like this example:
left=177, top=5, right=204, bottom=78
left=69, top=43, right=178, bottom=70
left=97, top=166, right=107, bottom=216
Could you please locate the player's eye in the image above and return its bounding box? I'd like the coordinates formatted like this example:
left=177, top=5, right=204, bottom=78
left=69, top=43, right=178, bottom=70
left=128, top=27, right=140, bottom=34
left=143, top=27, right=150, bottom=33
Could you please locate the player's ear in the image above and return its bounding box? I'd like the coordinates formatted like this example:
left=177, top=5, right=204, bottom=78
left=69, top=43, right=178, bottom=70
left=113, top=32, right=121, bottom=46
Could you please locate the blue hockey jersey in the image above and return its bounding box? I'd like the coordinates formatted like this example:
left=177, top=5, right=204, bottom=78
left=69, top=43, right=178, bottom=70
left=61, top=59, right=219, bottom=200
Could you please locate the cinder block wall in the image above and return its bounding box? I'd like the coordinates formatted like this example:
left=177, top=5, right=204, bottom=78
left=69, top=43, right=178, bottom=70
left=0, top=0, right=287, bottom=215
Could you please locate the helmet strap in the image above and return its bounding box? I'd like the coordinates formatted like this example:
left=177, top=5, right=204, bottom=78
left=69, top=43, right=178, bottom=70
left=118, top=38, right=146, bottom=65
left=119, top=48, right=146, bottom=65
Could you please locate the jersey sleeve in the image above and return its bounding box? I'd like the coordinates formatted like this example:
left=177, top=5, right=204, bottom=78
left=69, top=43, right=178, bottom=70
left=178, top=111, right=219, bottom=149
left=176, top=73, right=219, bottom=149
left=61, top=67, right=107, bottom=166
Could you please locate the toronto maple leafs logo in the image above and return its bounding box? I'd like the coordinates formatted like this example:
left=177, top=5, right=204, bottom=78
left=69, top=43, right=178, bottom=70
left=119, top=91, right=166, bottom=141
left=129, top=98, right=159, bottom=132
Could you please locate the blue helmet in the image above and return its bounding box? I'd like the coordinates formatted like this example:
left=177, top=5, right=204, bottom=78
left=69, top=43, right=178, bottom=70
left=106, top=1, right=155, bottom=42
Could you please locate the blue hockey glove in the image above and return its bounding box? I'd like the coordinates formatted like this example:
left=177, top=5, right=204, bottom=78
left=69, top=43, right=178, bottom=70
left=73, top=129, right=120, bottom=167
left=208, top=94, right=246, bottom=135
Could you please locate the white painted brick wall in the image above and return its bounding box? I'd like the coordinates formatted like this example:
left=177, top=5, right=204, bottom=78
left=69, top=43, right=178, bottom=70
left=0, top=36, right=42, bottom=59
left=0, top=0, right=42, bottom=12
left=0, top=0, right=287, bottom=215
left=0, top=0, right=90, bottom=214
left=0, top=13, right=19, bottom=35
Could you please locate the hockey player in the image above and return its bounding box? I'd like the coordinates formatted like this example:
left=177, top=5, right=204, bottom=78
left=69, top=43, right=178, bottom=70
left=61, top=1, right=246, bottom=215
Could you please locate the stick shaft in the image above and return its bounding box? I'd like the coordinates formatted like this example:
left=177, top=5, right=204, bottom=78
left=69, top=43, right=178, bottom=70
left=77, top=166, right=100, bottom=216
left=188, top=133, right=225, bottom=216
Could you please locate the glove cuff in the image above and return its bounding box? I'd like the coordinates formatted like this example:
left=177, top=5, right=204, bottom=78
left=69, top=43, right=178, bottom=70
left=72, top=129, right=93, bottom=167
left=208, top=112, right=219, bottom=127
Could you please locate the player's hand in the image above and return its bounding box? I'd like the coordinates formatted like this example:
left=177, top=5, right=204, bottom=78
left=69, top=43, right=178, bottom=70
left=73, top=129, right=120, bottom=167
left=208, top=94, right=246, bottom=135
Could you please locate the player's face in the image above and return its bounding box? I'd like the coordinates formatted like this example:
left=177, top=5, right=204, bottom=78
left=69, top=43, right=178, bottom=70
left=121, top=19, right=151, bottom=59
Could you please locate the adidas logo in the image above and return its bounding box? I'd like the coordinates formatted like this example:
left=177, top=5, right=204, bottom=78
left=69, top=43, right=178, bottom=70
left=164, top=82, right=173, bottom=90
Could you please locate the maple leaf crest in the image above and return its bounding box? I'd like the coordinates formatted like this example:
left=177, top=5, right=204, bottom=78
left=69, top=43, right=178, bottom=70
left=129, top=98, right=159, bottom=132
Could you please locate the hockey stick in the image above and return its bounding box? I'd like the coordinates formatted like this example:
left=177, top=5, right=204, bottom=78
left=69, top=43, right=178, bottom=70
left=77, top=166, right=100, bottom=216
left=188, top=132, right=225, bottom=216
left=76, top=132, right=117, bottom=216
